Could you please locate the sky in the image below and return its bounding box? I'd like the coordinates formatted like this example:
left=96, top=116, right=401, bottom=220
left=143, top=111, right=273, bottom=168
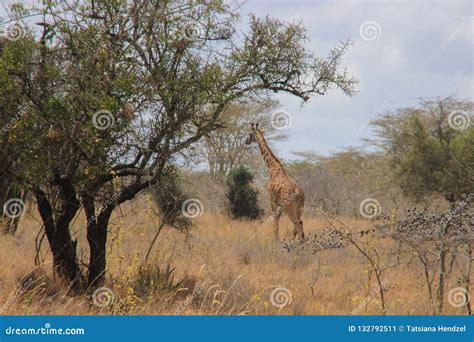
left=241, top=0, right=473, bottom=158
left=0, top=0, right=472, bottom=160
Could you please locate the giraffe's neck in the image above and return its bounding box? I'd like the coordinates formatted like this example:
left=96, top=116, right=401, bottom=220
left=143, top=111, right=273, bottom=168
left=255, top=130, right=286, bottom=178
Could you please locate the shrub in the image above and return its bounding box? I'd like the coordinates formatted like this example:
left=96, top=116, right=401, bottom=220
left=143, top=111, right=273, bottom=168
left=226, top=166, right=263, bottom=220
left=149, top=166, right=191, bottom=231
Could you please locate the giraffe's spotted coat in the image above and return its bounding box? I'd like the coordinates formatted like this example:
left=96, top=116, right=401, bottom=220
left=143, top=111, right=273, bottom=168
left=247, top=124, right=305, bottom=241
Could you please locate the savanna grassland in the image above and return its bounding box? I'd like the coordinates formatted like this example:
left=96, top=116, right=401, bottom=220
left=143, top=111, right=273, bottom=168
left=0, top=194, right=471, bottom=316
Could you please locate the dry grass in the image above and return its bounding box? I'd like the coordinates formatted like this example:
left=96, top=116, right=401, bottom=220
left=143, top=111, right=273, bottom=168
left=0, top=194, right=471, bottom=315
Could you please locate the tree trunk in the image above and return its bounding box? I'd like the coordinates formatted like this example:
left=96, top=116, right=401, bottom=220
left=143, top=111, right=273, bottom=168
left=436, top=245, right=447, bottom=314
left=33, top=187, right=84, bottom=293
left=83, top=195, right=114, bottom=289
left=464, top=244, right=472, bottom=315
left=83, top=180, right=153, bottom=289
left=436, top=202, right=456, bottom=314
left=86, top=219, right=109, bottom=289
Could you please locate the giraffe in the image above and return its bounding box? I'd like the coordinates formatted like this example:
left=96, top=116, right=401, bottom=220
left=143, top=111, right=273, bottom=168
left=245, top=123, right=305, bottom=241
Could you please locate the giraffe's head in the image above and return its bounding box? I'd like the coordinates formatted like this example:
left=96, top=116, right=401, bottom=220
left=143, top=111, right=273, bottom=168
left=245, top=123, right=259, bottom=145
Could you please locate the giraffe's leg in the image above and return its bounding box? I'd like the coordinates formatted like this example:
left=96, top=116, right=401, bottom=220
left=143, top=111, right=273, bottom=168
left=297, top=204, right=305, bottom=240
left=298, top=218, right=305, bottom=240
left=287, top=205, right=305, bottom=240
left=270, top=196, right=282, bottom=242
left=273, top=211, right=282, bottom=242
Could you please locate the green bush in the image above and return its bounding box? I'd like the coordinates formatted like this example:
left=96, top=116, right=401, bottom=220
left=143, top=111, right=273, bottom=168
left=226, top=166, right=263, bottom=220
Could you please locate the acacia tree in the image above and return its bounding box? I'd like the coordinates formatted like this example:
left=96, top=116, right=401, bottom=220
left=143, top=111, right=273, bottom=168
left=378, top=197, right=473, bottom=315
left=370, top=97, right=473, bottom=314
left=369, top=97, right=473, bottom=203
left=1, top=0, right=356, bottom=291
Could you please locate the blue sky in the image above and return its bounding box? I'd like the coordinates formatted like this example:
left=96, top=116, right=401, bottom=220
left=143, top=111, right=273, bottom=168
left=242, top=0, right=473, bottom=158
